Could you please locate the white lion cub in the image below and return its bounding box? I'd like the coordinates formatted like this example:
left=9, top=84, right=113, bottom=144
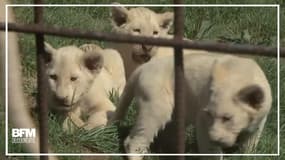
left=113, top=53, right=272, bottom=160
left=109, top=4, right=175, bottom=79
left=44, top=42, right=125, bottom=131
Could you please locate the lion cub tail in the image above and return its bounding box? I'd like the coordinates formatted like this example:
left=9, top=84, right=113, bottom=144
left=111, top=67, right=141, bottom=123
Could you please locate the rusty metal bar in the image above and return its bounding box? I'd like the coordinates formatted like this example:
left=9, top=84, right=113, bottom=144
left=173, top=0, right=185, bottom=158
left=34, top=0, right=48, bottom=159
left=0, top=22, right=283, bottom=57
left=152, top=3, right=186, bottom=158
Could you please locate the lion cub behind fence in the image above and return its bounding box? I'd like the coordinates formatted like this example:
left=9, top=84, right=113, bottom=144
left=44, top=43, right=125, bottom=131
left=109, top=4, right=201, bottom=80
left=112, top=53, right=272, bottom=160
left=109, top=4, right=175, bottom=79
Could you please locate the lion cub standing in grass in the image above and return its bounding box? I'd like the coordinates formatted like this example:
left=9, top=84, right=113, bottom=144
left=44, top=42, right=125, bottom=131
left=113, top=53, right=272, bottom=160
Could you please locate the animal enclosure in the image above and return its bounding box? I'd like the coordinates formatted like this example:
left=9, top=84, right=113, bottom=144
left=0, top=0, right=283, bottom=160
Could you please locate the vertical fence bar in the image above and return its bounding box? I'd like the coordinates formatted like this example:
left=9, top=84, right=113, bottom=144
left=173, top=0, right=185, bottom=159
left=34, top=0, right=48, bottom=159
left=154, top=1, right=186, bottom=159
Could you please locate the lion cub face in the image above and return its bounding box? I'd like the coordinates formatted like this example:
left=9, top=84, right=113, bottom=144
left=111, top=4, right=173, bottom=63
left=44, top=42, right=103, bottom=110
left=204, top=62, right=266, bottom=148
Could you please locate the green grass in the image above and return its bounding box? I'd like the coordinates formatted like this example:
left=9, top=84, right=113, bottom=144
left=1, top=0, right=284, bottom=160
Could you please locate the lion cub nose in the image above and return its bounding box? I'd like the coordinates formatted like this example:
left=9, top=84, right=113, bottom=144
left=142, top=45, right=153, bottom=52
left=56, top=96, right=69, bottom=105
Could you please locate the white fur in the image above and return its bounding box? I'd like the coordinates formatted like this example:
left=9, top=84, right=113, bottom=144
left=109, top=5, right=174, bottom=79
left=45, top=43, right=125, bottom=131
left=113, top=53, right=272, bottom=160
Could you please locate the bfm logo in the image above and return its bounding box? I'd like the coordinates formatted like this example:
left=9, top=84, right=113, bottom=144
left=12, top=128, right=36, bottom=138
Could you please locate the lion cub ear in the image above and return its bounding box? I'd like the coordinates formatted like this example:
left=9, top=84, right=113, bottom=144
left=44, top=42, right=56, bottom=63
left=158, top=11, right=174, bottom=31
left=238, top=85, right=264, bottom=109
left=111, top=2, right=129, bottom=27
left=82, top=51, right=104, bottom=75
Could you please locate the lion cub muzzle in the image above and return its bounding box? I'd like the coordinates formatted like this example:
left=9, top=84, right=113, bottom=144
left=132, top=44, right=156, bottom=63
left=142, top=44, right=153, bottom=53
left=52, top=94, right=74, bottom=111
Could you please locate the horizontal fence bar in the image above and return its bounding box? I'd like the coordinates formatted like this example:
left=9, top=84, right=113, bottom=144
left=0, top=22, right=283, bottom=57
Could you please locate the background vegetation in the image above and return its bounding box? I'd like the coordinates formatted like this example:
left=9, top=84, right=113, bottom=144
left=0, top=0, right=284, bottom=160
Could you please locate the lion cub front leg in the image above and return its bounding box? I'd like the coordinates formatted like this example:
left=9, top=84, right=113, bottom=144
left=84, top=98, right=116, bottom=130
left=124, top=97, right=173, bottom=160
left=84, top=110, right=110, bottom=130
left=62, top=107, right=85, bottom=132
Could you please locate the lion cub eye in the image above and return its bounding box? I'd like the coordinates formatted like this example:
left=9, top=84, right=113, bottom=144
left=49, top=74, right=57, bottom=81
left=153, top=31, right=158, bottom=35
left=133, top=28, right=141, bottom=33
left=221, top=115, right=232, bottom=123
left=70, top=76, right=78, bottom=81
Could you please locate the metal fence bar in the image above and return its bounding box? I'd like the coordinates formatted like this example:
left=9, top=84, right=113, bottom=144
left=34, top=0, right=49, bottom=159
left=1, top=22, right=283, bottom=57
left=173, top=0, right=186, bottom=158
